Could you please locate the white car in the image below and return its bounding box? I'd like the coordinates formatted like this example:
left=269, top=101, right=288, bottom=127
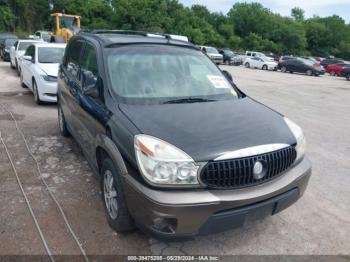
left=244, top=57, right=278, bottom=71
left=199, top=46, right=223, bottom=65
left=10, top=39, right=43, bottom=74
left=245, top=51, right=274, bottom=62
left=20, top=43, right=66, bottom=104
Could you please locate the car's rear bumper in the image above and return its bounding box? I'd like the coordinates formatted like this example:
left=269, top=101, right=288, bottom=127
left=123, top=157, right=312, bottom=240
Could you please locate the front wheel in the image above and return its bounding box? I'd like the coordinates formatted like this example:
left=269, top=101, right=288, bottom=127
left=281, top=66, right=287, bottom=73
left=262, top=65, right=268, bottom=70
left=101, top=158, right=135, bottom=233
left=33, top=80, right=42, bottom=105
left=306, top=69, right=313, bottom=76
left=245, top=62, right=250, bottom=68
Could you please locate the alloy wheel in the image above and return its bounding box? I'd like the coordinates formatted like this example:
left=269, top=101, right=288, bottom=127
left=281, top=66, right=286, bottom=73
left=104, top=170, right=118, bottom=220
left=306, top=70, right=312, bottom=76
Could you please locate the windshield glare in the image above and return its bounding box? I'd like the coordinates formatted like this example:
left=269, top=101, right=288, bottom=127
left=107, top=45, right=237, bottom=103
left=38, top=47, right=65, bottom=63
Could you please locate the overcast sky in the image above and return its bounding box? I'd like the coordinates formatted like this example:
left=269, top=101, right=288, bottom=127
left=179, top=0, right=350, bottom=22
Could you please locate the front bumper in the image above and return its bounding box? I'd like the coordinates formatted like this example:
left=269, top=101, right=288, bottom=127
left=123, top=157, right=312, bottom=240
left=36, top=78, right=58, bottom=102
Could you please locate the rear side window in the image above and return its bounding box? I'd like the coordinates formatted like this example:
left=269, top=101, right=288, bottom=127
left=80, top=43, right=98, bottom=89
left=65, top=39, right=84, bottom=78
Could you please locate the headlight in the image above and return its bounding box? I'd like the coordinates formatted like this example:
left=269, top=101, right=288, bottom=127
left=41, top=75, right=57, bottom=82
left=284, top=118, right=306, bottom=161
left=134, top=135, right=199, bottom=186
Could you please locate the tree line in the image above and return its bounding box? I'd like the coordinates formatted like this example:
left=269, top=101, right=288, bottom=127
left=1, top=0, right=350, bottom=59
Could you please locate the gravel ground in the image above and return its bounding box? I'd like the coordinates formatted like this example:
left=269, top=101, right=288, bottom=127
left=0, top=61, right=349, bottom=257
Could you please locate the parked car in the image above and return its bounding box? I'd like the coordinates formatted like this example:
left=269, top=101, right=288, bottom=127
left=34, top=31, right=51, bottom=42
left=278, top=56, right=295, bottom=64
left=218, top=49, right=242, bottom=65
left=0, top=34, right=18, bottom=60
left=279, top=58, right=324, bottom=76
left=0, top=38, right=18, bottom=61
left=244, top=56, right=278, bottom=71
left=326, top=63, right=350, bottom=76
left=199, top=46, right=223, bottom=64
left=340, top=67, right=350, bottom=81
left=20, top=43, right=66, bottom=104
left=57, top=31, right=311, bottom=240
left=245, top=51, right=274, bottom=61
left=320, top=58, right=344, bottom=68
left=10, top=39, right=43, bottom=74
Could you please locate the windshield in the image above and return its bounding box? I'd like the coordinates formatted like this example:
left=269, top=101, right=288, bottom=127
left=107, top=45, right=238, bottom=104
left=205, top=47, right=219, bottom=54
left=18, top=42, right=38, bottom=51
left=38, top=47, right=65, bottom=63
left=5, top=39, right=16, bottom=47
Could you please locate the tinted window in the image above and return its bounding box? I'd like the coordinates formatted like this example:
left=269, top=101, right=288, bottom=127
left=66, top=40, right=83, bottom=78
left=24, top=45, right=35, bottom=58
left=80, top=43, right=98, bottom=89
left=38, top=47, right=65, bottom=63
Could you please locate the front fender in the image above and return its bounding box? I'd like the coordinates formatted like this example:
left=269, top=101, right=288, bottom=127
left=95, top=134, right=128, bottom=176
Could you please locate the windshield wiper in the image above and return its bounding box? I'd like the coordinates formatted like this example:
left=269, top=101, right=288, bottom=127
left=163, top=97, right=217, bottom=104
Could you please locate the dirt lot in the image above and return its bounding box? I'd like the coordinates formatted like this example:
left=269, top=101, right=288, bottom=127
left=0, top=60, right=349, bottom=257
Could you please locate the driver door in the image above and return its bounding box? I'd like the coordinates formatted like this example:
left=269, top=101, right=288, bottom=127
left=21, top=45, right=35, bottom=88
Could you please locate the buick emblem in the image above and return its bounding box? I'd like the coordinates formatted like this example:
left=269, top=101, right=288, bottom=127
left=253, top=161, right=265, bottom=180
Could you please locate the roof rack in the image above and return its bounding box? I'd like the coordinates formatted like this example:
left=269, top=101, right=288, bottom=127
left=83, top=30, right=188, bottom=42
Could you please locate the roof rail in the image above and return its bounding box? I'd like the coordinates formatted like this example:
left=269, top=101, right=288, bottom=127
left=82, top=29, right=188, bottom=42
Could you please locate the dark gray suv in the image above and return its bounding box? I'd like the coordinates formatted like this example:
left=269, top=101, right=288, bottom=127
left=57, top=30, right=312, bottom=240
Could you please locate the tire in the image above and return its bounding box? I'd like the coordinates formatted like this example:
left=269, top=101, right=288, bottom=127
left=281, top=66, right=287, bottom=73
left=32, top=80, right=42, bottom=105
left=346, top=74, right=350, bottom=81
left=330, top=71, right=336, bottom=76
left=262, top=65, right=268, bottom=70
left=245, top=62, right=250, bottom=68
left=58, top=103, right=70, bottom=137
left=10, top=59, right=15, bottom=69
left=20, top=72, right=27, bottom=88
left=15, top=60, right=20, bottom=75
left=101, top=158, right=135, bottom=233
left=225, top=60, right=230, bottom=65
left=306, top=70, right=313, bottom=76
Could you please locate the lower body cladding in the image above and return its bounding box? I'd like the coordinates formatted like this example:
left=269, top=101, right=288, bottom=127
left=123, top=157, right=311, bottom=240
left=36, top=80, right=58, bottom=102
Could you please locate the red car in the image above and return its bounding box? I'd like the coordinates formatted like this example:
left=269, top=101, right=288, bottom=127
left=326, top=63, right=350, bottom=76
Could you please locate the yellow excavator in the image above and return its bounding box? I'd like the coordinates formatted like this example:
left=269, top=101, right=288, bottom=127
left=50, top=13, right=81, bottom=43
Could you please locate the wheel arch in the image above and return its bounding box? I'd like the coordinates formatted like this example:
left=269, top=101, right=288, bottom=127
left=95, top=134, right=128, bottom=177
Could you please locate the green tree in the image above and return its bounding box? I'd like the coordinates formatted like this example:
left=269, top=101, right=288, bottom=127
left=291, top=7, right=305, bottom=21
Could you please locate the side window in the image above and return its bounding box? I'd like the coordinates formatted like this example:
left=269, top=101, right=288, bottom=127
left=247, top=52, right=251, bottom=56
left=66, top=40, right=84, bottom=79
left=80, top=43, right=98, bottom=90
left=35, top=32, right=40, bottom=37
left=25, top=45, right=35, bottom=58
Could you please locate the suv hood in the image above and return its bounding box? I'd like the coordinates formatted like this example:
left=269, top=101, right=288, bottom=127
left=120, top=98, right=296, bottom=161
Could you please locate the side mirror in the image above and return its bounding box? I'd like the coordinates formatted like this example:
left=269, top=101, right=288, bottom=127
left=222, top=70, right=233, bottom=82
left=82, top=70, right=100, bottom=99
left=23, top=55, right=33, bottom=61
